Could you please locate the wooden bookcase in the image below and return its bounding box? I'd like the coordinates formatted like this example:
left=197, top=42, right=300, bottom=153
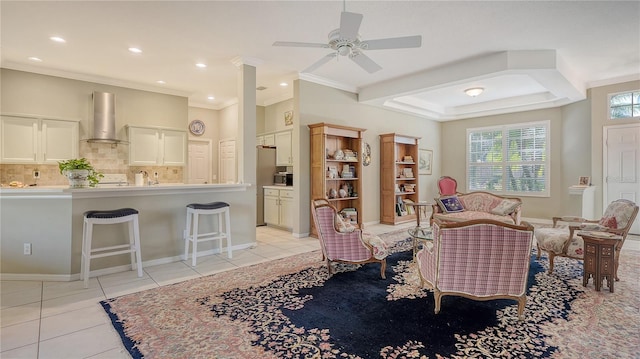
left=379, top=133, right=420, bottom=225
left=309, top=123, right=365, bottom=236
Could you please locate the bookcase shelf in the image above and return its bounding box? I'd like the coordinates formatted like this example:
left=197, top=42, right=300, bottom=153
left=380, top=133, right=421, bottom=225
left=309, top=122, right=366, bottom=236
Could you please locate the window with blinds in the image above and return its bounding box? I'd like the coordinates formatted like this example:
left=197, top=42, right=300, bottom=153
left=467, top=121, right=549, bottom=197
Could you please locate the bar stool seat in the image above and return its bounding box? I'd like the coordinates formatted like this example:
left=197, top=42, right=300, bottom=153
left=81, top=208, right=143, bottom=288
left=184, top=202, right=232, bottom=266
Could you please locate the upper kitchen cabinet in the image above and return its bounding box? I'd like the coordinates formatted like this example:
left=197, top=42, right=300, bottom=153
left=128, top=125, right=187, bottom=166
left=275, top=130, right=292, bottom=166
left=0, top=115, right=79, bottom=164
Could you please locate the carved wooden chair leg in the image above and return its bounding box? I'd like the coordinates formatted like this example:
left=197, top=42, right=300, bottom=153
left=547, top=252, right=556, bottom=274
left=536, top=243, right=542, bottom=260
left=379, top=260, right=387, bottom=279
left=433, top=290, right=442, bottom=314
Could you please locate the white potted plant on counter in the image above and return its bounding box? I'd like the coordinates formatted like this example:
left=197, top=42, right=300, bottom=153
left=58, top=158, right=103, bottom=188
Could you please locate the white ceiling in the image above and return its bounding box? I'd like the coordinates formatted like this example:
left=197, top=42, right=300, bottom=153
left=2, top=1, right=639, bottom=121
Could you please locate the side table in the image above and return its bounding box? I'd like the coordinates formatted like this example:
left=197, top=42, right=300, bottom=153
left=579, top=232, right=620, bottom=293
left=405, top=201, right=433, bottom=228
left=408, top=226, right=433, bottom=258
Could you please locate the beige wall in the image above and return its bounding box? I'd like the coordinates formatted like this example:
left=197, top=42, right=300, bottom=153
left=1, top=69, right=188, bottom=140
left=295, top=80, right=441, bottom=233
left=441, top=107, right=567, bottom=219
left=263, top=99, right=294, bottom=133
left=441, top=80, right=640, bottom=220
left=589, top=80, right=640, bottom=215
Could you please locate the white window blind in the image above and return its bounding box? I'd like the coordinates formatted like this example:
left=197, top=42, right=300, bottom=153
left=467, top=121, right=549, bottom=197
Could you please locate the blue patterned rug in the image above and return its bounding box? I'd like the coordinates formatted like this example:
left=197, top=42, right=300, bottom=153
left=101, top=230, right=640, bottom=358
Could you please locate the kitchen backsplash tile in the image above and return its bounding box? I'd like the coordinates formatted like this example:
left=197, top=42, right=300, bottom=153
left=0, top=141, right=183, bottom=186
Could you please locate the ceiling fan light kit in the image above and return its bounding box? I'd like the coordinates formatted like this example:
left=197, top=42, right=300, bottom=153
left=274, top=7, right=421, bottom=74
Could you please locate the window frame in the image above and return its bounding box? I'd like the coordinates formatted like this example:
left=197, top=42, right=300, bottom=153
left=466, top=120, right=550, bottom=198
left=608, top=90, right=640, bottom=120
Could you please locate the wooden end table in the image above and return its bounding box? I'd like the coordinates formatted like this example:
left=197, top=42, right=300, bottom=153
left=579, top=232, right=620, bottom=293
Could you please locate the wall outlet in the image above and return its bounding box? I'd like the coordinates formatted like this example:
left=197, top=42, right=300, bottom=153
left=33, top=170, right=40, bottom=179
left=24, top=243, right=32, bottom=255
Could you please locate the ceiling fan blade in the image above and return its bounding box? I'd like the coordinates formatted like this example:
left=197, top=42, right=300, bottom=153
left=362, top=35, right=422, bottom=50
left=350, top=52, right=382, bottom=73
left=340, top=11, right=363, bottom=40
left=303, top=53, right=338, bottom=73
left=273, top=41, right=330, bottom=49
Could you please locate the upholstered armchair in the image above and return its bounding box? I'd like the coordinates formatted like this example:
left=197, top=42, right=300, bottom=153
left=311, top=199, right=389, bottom=278
left=417, top=218, right=534, bottom=320
left=535, top=199, right=638, bottom=280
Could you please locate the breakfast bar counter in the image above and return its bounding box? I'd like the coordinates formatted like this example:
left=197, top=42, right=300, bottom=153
left=1, top=183, right=253, bottom=280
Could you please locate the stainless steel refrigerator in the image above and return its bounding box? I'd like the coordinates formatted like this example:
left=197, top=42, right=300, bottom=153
left=256, top=146, right=277, bottom=225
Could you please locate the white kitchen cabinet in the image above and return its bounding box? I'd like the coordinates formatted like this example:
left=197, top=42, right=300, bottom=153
left=275, top=130, right=292, bottom=166
left=263, top=187, right=293, bottom=229
left=256, top=135, right=265, bottom=146
left=128, top=126, right=186, bottom=166
left=263, top=134, right=276, bottom=146
left=0, top=115, right=78, bottom=164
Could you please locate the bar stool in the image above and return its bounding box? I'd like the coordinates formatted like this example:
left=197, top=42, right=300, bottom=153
left=184, top=202, right=232, bottom=266
left=81, top=208, right=143, bottom=288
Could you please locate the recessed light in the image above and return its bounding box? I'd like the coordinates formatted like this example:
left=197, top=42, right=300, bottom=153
left=196, top=63, right=207, bottom=68
left=50, top=36, right=66, bottom=43
left=128, top=47, right=142, bottom=54
left=464, top=87, right=484, bottom=97
left=280, top=82, right=288, bottom=87
left=28, top=57, right=43, bottom=62
left=207, top=96, right=215, bottom=100
left=156, top=80, right=166, bottom=84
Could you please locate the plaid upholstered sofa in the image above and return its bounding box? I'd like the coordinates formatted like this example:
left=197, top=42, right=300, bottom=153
left=417, top=218, right=535, bottom=320
left=431, top=191, right=522, bottom=225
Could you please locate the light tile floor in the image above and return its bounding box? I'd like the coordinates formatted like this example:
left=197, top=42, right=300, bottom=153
left=0, top=223, right=408, bottom=359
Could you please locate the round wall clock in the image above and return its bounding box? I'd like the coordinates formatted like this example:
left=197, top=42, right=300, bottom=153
left=189, top=119, right=205, bottom=136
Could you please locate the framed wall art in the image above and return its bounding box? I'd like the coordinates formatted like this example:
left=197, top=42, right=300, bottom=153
left=284, top=110, right=293, bottom=126
left=419, top=148, right=433, bottom=175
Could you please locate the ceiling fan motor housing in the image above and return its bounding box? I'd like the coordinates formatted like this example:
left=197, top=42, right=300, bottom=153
left=328, top=28, right=361, bottom=56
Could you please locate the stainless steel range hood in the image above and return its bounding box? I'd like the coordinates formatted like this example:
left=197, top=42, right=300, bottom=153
left=88, top=91, right=119, bottom=143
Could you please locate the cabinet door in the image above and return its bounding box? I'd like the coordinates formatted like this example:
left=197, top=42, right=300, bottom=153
left=42, top=120, right=78, bottom=163
left=162, top=130, right=187, bottom=165
left=129, top=127, right=160, bottom=165
left=279, top=190, right=294, bottom=228
left=263, top=195, right=280, bottom=225
left=256, top=136, right=265, bottom=146
left=0, top=116, right=38, bottom=163
left=264, top=134, right=275, bottom=146
left=275, top=130, right=292, bottom=166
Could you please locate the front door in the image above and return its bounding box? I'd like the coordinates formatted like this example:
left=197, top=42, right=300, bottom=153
left=604, top=123, right=640, bottom=234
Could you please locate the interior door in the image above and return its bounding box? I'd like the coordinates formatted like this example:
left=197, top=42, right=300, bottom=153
left=219, top=139, right=237, bottom=184
left=604, top=123, right=640, bottom=234
left=188, top=140, right=211, bottom=184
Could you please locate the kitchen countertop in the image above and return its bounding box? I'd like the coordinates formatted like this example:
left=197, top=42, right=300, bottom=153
left=0, top=183, right=251, bottom=198
left=263, top=185, right=294, bottom=190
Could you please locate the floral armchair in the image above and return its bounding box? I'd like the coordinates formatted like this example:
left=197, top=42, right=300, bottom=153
left=534, top=199, right=638, bottom=280
left=311, top=199, right=389, bottom=279
left=416, top=218, right=534, bottom=320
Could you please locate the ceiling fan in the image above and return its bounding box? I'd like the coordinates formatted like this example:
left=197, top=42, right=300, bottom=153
left=273, top=5, right=422, bottom=74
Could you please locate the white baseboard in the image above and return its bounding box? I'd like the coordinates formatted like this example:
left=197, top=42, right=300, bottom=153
left=0, top=242, right=257, bottom=282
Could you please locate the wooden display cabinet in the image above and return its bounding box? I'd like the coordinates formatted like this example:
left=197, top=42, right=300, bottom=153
left=379, top=133, right=420, bottom=225
left=309, top=123, right=365, bottom=236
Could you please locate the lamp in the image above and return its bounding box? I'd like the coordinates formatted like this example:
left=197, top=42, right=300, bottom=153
left=464, top=87, right=484, bottom=97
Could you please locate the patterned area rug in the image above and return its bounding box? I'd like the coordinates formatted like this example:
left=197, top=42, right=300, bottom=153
left=101, top=229, right=640, bottom=358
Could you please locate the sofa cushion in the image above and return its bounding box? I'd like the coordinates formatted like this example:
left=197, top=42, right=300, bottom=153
left=433, top=211, right=515, bottom=224
left=491, top=199, right=521, bottom=215
left=437, top=195, right=464, bottom=213
left=458, top=192, right=503, bottom=212
left=335, top=213, right=356, bottom=233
